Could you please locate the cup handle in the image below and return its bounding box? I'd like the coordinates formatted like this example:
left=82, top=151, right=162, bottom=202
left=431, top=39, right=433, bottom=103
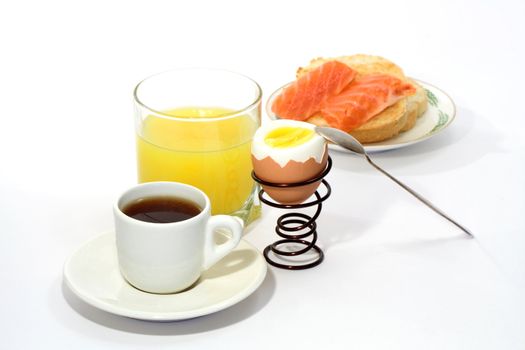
left=202, top=215, right=243, bottom=270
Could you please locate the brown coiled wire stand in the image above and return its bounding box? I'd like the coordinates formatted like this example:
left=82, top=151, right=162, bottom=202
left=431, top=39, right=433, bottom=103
left=251, top=156, right=332, bottom=270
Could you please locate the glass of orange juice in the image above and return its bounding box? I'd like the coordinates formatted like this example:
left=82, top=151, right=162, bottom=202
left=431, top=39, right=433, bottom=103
left=133, top=68, right=262, bottom=225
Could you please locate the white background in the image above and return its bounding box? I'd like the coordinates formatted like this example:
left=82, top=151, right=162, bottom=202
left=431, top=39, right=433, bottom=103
left=1, top=0, right=525, bottom=349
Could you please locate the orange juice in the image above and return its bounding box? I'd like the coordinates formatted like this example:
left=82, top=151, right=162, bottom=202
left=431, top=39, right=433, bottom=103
left=136, top=107, right=258, bottom=215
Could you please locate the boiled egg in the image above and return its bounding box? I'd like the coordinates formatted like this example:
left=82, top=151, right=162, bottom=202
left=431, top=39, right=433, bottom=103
left=251, top=120, right=327, bottom=204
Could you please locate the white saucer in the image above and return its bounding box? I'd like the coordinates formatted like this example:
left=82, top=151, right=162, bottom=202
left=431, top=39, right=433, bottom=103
left=63, top=232, right=267, bottom=321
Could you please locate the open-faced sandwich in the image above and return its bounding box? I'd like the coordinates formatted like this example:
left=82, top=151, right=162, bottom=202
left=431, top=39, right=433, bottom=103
left=271, top=54, right=428, bottom=143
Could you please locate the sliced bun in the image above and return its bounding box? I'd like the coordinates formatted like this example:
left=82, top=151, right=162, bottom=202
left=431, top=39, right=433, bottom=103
left=297, top=54, right=406, bottom=80
left=298, top=55, right=408, bottom=143
left=401, top=79, right=428, bottom=132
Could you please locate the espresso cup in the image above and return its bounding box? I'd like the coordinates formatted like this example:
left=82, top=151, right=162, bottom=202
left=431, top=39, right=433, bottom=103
left=113, top=181, right=243, bottom=294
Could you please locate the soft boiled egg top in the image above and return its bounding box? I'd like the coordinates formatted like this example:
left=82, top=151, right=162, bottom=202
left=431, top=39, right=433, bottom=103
left=251, top=120, right=326, bottom=168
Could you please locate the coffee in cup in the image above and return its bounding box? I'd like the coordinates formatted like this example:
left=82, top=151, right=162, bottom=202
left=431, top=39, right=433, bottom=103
left=122, top=196, right=202, bottom=223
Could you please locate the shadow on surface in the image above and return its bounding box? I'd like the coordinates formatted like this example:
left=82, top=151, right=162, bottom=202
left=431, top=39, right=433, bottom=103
left=383, top=234, right=472, bottom=252
left=203, top=249, right=258, bottom=280
left=329, top=106, right=504, bottom=176
left=317, top=210, right=372, bottom=251
left=60, top=269, right=276, bottom=335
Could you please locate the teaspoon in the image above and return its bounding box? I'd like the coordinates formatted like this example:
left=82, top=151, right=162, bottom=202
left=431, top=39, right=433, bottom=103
left=315, top=126, right=473, bottom=237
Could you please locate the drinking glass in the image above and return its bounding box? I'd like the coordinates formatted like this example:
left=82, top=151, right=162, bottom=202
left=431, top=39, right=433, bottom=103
left=133, top=68, right=262, bottom=225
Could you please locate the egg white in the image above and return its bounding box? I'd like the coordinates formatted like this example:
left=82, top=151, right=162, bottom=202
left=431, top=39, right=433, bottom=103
left=251, top=120, right=326, bottom=167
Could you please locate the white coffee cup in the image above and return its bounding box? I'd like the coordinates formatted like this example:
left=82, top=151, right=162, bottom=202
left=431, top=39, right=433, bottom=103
left=113, top=181, right=243, bottom=294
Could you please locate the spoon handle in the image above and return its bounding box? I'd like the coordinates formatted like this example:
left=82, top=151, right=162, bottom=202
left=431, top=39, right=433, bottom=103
left=365, top=155, right=473, bottom=237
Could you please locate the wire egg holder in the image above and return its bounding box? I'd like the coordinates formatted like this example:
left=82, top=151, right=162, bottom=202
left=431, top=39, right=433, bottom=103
left=251, top=156, right=332, bottom=270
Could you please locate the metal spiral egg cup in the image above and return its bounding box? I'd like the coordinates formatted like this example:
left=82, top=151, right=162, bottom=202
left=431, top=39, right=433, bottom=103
left=251, top=156, right=332, bottom=270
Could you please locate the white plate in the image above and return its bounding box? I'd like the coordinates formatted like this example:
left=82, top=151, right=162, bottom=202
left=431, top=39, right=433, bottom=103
left=63, top=232, right=267, bottom=321
left=266, top=80, right=456, bottom=153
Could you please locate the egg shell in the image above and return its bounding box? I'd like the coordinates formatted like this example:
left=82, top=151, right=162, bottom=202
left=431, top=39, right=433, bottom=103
left=252, top=146, right=328, bottom=204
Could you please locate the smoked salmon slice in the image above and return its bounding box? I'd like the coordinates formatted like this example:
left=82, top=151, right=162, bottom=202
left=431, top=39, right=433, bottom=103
left=320, top=74, right=416, bottom=131
left=271, top=61, right=356, bottom=120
